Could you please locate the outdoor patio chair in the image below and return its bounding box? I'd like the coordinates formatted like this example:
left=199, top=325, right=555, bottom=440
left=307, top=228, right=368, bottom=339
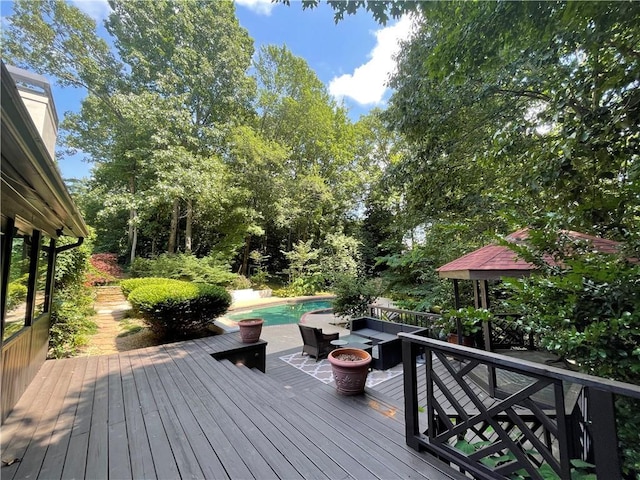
left=298, top=324, right=339, bottom=361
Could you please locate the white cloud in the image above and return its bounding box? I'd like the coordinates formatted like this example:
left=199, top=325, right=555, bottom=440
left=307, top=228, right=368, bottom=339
left=235, top=0, right=276, bottom=16
left=70, top=0, right=112, bottom=22
left=329, top=15, right=414, bottom=106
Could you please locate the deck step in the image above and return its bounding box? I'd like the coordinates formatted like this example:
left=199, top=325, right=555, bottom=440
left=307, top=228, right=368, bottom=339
left=220, top=357, right=465, bottom=480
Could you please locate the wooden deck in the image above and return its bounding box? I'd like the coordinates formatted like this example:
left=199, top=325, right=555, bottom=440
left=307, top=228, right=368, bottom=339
left=1, top=333, right=465, bottom=480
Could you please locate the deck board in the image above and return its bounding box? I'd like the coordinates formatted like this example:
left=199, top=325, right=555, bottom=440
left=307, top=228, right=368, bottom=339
left=1, top=358, right=63, bottom=479
left=37, top=356, right=88, bottom=480
left=85, top=355, right=109, bottom=480
left=120, top=352, right=156, bottom=480
left=12, top=357, right=77, bottom=480
left=139, top=348, right=206, bottom=480
left=1, top=335, right=466, bottom=480
left=181, top=345, right=303, bottom=479
left=61, top=355, right=99, bottom=480
left=161, top=346, right=259, bottom=479
left=171, top=358, right=274, bottom=478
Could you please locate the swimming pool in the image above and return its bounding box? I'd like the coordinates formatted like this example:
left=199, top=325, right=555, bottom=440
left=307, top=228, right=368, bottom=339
left=227, top=300, right=333, bottom=326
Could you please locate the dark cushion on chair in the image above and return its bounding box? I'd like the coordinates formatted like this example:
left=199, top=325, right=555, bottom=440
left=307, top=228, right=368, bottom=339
left=298, top=324, right=339, bottom=361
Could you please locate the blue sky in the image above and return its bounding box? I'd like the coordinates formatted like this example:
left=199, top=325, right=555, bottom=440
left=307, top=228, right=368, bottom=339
left=2, top=0, right=413, bottom=180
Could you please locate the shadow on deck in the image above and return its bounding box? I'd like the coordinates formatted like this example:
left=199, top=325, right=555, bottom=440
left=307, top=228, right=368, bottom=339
left=1, top=333, right=465, bottom=480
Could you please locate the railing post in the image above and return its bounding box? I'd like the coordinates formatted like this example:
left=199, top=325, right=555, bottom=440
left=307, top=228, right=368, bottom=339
left=402, top=338, right=421, bottom=450
left=588, top=388, right=621, bottom=478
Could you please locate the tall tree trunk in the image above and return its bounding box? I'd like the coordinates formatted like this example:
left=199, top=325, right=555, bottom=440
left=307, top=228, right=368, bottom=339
left=128, top=176, right=137, bottom=263
left=130, top=217, right=138, bottom=264
left=240, top=234, right=251, bottom=276
left=168, top=199, right=180, bottom=254
left=185, top=198, right=193, bottom=254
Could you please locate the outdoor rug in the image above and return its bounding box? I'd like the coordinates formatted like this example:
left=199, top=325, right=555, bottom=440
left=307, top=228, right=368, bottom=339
left=279, top=352, right=403, bottom=388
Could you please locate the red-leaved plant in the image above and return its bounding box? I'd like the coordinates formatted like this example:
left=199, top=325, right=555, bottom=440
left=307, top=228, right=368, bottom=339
left=86, top=253, right=123, bottom=286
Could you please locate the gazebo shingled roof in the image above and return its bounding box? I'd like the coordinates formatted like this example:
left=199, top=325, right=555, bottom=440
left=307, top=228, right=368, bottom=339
left=436, top=228, right=622, bottom=311
left=436, top=228, right=622, bottom=281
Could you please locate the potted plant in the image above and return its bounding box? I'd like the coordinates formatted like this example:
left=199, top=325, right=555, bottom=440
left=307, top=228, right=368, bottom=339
left=237, top=317, right=264, bottom=343
left=440, top=307, right=493, bottom=347
left=327, top=347, right=372, bottom=395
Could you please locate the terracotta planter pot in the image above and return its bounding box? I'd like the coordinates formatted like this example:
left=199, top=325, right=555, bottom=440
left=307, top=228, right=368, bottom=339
left=447, top=333, right=475, bottom=347
left=328, top=348, right=372, bottom=395
left=237, top=318, right=264, bottom=343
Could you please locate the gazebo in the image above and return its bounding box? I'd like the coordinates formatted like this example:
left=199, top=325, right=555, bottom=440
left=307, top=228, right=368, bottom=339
left=436, top=228, right=622, bottom=311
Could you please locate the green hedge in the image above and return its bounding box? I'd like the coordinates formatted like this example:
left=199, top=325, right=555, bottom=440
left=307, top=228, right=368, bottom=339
left=120, top=277, right=182, bottom=297
left=127, top=279, right=231, bottom=339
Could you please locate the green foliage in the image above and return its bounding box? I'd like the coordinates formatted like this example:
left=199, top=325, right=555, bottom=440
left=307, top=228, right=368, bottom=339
left=48, top=231, right=96, bottom=357
left=49, top=284, right=97, bottom=358
left=505, top=254, right=640, bottom=384
left=282, top=240, right=321, bottom=282
left=318, top=232, right=361, bottom=284
left=127, top=280, right=231, bottom=339
left=129, top=254, right=237, bottom=286
left=615, top=397, right=640, bottom=477
left=504, top=228, right=640, bottom=476
left=9, top=242, right=30, bottom=284
left=377, top=223, right=482, bottom=311
left=272, top=276, right=324, bottom=297
left=6, top=283, right=28, bottom=311
left=120, top=277, right=180, bottom=297
left=285, top=0, right=420, bottom=25
left=332, top=275, right=383, bottom=319
left=440, top=307, right=493, bottom=336
left=384, top=1, right=640, bottom=237
left=230, top=275, right=252, bottom=290
left=248, top=249, right=271, bottom=289
left=54, top=235, right=93, bottom=290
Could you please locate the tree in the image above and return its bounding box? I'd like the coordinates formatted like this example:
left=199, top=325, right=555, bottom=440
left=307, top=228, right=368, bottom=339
left=225, top=125, right=289, bottom=275
left=280, top=0, right=420, bottom=25
left=104, top=0, right=256, bottom=254
left=4, top=0, right=258, bottom=260
left=353, top=110, right=406, bottom=274
left=383, top=1, right=639, bottom=238
left=105, top=0, right=255, bottom=131
left=253, top=45, right=365, bottom=252
left=3, top=0, right=124, bottom=108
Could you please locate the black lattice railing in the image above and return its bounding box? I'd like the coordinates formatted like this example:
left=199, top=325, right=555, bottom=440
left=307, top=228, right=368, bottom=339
left=488, top=314, right=536, bottom=351
left=367, top=305, right=441, bottom=330
left=400, top=334, right=640, bottom=480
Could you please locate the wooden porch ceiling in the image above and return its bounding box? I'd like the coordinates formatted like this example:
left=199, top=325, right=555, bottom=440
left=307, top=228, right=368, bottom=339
left=1, top=334, right=464, bottom=480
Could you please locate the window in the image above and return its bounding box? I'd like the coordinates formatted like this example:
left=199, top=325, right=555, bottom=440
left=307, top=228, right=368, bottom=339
left=4, top=234, right=30, bottom=340
left=2, top=230, right=49, bottom=341
left=35, top=235, right=50, bottom=317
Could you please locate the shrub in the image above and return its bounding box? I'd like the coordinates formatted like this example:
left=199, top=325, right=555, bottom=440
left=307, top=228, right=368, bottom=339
left=249, top=270, right=270, bottom=289
left=127, top=280, right=231, bottom=339
left=231, top=275, right=252, bottom=290
left=504, top=228, right=640, bottom=476
left=332, top=275, right=383, bottom=319
left=7, top=282, right=28, bottom=311
left=120, top=277, right=181, bottom=297
left=48, top=230, right=97, bottom=357
left=273, top=275, right=324, bottom=297
left=86, top=253, right=123, bottom=286
left=49, top=284, right=97, bottom=358
left=129, top=253, right=237, bottom=286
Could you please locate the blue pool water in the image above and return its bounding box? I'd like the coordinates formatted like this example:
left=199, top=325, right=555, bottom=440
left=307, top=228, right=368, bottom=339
left=227, top=300, right=333, bottom=326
